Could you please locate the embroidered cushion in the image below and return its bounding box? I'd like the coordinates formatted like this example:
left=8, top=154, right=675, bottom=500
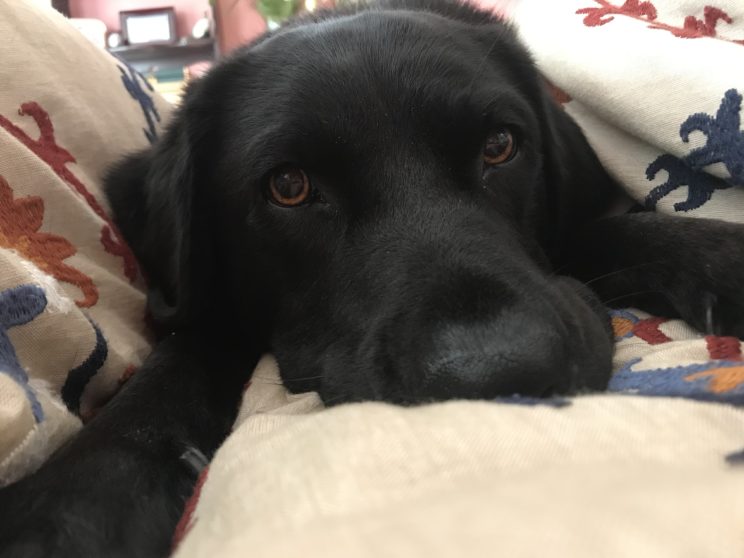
left=0, top=1, right=170, bottom=484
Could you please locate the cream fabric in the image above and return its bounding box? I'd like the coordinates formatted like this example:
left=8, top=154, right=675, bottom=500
left=0, top=0, right=167, bottom=484
left=510, top=0, right=744, bottom=220
left=174, top=357, right=744, bottom=558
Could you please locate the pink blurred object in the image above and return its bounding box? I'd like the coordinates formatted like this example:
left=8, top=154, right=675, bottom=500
left=186, top=61, right=213, bottom=80
left=475, top=0, right=519, bottom=19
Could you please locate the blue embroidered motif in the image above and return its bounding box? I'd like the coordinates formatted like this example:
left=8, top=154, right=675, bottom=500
left=645, top=89, right=744, bottom=211
left=609, top=358, right=744, bottom=405
left=118, top=64, right=161, bottom=144
left=646, top=154, right=731, bottom=211
left=61, top=319, right=108, bottom=414
left=492, top=396, right=571, bottom=408
left=725, top=448, right=744, bottom=466
left=0, top=285, right=47, bottom=422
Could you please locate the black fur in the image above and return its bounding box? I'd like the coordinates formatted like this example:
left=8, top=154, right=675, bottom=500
left=2, top=1, right=743, bottom=555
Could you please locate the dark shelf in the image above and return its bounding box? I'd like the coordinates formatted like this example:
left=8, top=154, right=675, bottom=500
left=108, top=38, right=217, bottom=75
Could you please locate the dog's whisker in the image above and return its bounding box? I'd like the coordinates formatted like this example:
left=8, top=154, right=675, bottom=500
left=253, top=374, right=325, bottom=387
left=282, top=374, right=325, bottom=381
left=546, top=263, right=571, bottom=277
left=611, top=340, right=676, bottom=349
left=317, top=394, right=351, bottom=406
left=601, top=290, right=664, bottom=307
left=583, top=261, right=664, bottom=287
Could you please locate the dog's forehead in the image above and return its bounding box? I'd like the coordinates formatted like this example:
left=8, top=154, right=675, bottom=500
left=258, top=10, right=482, bottom=64
left=241, top=10, right=518, bottom=120
left=212, top=9, right=535, bottom=176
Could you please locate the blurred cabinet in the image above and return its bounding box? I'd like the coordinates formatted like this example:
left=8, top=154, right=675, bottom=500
left=108, top=38, right=216, bottom=75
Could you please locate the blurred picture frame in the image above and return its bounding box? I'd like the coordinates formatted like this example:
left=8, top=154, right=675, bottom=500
left=120, top=8, right=177, bottom=45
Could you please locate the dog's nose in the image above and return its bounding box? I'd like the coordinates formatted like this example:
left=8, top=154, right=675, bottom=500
left=419, top=312, right=568, bottom=400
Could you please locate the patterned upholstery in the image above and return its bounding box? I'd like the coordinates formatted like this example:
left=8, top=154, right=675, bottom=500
left=0, top=1, right=170, bottom=485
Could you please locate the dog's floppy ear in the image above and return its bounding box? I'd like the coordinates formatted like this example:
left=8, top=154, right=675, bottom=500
left=105, top=93, right=212, bottom=331
left=535, top=86, right=620, bottom=259
left=467, top=16, right=620, bottom=260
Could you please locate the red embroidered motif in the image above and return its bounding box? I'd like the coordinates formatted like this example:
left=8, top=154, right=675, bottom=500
left=706, top=335, right=742, bottom=360
left=577, top=0, right=657, bottom=27
left=0, top=102, right=139, bottom=282
left=119, top=364, right=139, bottom=385
left=678, top=6, right=731, bottom=37
left=79, top=364, right=140, bottom=422
left=648, top=5, right=737, bottom=39
left=577, top=1, right=744, bottom=45
left=633, top=317, right=671, bottom=345
left=171, top=466, right=210, bottom=551
left=0, top=176, right=98, bottom=307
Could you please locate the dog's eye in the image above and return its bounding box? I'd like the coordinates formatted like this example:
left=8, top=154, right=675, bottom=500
left=483, top=129, right=516, bottom=165
left=268, top=166, right=311, bottom=207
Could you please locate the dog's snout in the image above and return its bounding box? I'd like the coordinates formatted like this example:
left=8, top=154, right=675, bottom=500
left=420, top=312, right=568, bottom=400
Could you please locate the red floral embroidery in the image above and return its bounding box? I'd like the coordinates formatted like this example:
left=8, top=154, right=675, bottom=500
left=119, top=364, right=139, bottom=385
left=171, top=466, right=210, bottom=551
left=577, top=1, right=744, bottom=45
left=78, top=363, right=140, bottom=422
left=633, top=316, right=671, bottom=345
left=577, top=0, right=657, bottom=27
left=648, top=5, right=738, bottom=40
left=0, top=102, right=139, bottom=282
left=706, top=335, right=742, bottom=360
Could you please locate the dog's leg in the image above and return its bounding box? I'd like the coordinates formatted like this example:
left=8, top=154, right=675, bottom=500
left=569, top=212, right=744, bottom=337
left=0, top=330, right=256, bottom=558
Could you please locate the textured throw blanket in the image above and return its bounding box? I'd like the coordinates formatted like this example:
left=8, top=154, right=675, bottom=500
left=172, top=357, right=744, bottom=558
left=0, top=1, right=742, bottom=556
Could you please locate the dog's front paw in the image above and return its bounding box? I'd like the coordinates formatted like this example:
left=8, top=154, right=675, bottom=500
left=0, top=504, right=120, bottom=558
left=0, top=443, right=195, bottom=558
left=659, top=221, right=744, bottom=338
left=670, top=286, right=744, bottom=339
left=0, top=484, right=125, bottom=558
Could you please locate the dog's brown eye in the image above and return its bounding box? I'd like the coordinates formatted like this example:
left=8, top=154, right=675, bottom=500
left=484, top=129, right=516, bottom=165
left=269, top=166, right=311, bottom=207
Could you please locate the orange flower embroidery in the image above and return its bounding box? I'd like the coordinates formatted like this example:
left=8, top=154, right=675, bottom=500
left=685, top=366, right=744, bottom=394
left=0, top=102, right=138, bottom=282
left=0, top=175, right=98, bottom=307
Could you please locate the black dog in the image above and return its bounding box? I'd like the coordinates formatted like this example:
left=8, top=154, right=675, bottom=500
left=2, top=0, right=743, bottom=555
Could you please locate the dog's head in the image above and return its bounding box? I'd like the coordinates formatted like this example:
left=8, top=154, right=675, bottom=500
left=106, top=0, right=617, bottom=404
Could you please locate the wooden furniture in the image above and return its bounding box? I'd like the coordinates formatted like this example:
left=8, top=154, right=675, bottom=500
left=120, top=7, right=177, bottom=46
left=108, top=38, right=217, bottom=74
